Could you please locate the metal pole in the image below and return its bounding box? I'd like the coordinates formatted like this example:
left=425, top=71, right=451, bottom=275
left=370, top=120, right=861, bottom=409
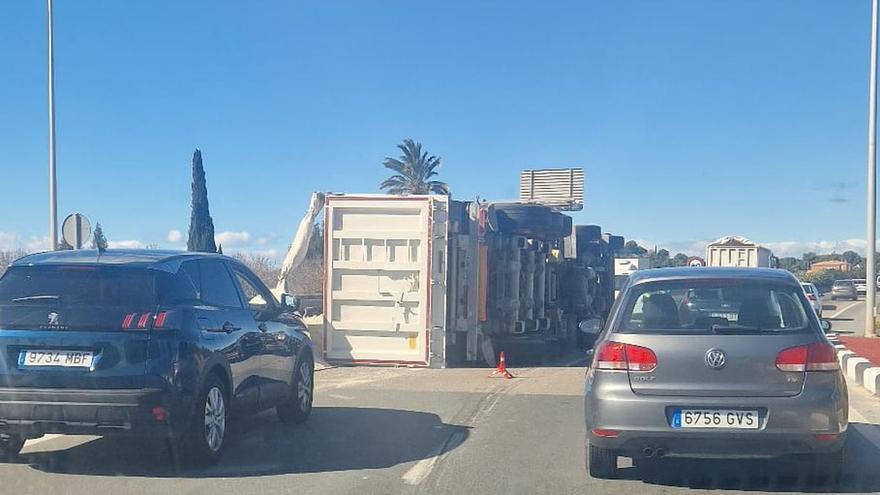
left=867, top=0, right=879, bottom=338
left=48, top=0, right=58, bottom=251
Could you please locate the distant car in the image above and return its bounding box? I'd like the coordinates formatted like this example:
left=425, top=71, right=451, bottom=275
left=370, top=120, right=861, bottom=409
left=853, top=278, right=868, bottom=295
left=801, top=282, right=823, bottom=317
left=831, top=280, right=858, bottom=301
left=0, top=250, right=315, bottom=465
left=584, top=268, right=847, bottom=481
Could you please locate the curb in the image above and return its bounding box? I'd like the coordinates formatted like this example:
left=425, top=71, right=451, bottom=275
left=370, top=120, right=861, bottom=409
left=828, top=333, right=880, bottom=396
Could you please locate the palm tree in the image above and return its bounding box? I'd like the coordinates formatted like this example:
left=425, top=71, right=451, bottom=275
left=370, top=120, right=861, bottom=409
left=380, top=139, right=450, bottom=195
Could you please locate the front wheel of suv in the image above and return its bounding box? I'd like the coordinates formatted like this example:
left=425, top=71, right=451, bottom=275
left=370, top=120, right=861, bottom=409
left=586, top=444, right=618, bottom=479
left=277, top=355, right=314, bottom=424
left=0, top=434, right=25, bottom=461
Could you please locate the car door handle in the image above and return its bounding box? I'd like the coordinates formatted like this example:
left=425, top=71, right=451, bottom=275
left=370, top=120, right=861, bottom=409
left=222, top=321, right=240, bottom=333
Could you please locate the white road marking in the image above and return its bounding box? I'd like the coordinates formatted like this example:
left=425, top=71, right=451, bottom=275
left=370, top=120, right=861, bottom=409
left=401, top=431, right=466, bottom=486
left=23, top=434, right=64, bottom=447
left=829, top=301, right=862, bottom=319
left=326, top=393, right=354, bottom=400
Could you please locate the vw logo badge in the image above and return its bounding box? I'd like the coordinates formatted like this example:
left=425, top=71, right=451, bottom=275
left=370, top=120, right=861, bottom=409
left=705, top=349, right=726, bottom=370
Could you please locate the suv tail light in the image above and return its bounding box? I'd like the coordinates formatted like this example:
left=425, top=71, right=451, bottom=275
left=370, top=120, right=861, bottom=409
left=776, top=342, right=839, bottom=372
left=595, top=341, right=658, bottom=372
left=121, top=310, right=179, bottom=331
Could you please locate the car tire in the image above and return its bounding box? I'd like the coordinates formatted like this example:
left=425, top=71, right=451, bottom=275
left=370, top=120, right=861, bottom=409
left=586, top=444, right=617, bottom=479
left=0, top=434, right=25, bottom=461
left=277, top=354, right=314, bottom=424
left=178, top=374, right=229, bottom=466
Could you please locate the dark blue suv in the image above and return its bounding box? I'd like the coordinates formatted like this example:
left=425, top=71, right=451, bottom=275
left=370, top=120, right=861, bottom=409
left=0, top=250, right=314, bottom=465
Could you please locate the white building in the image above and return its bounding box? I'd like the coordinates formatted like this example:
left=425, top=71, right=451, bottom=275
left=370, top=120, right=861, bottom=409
left=705, top=236, right=776, bottom=268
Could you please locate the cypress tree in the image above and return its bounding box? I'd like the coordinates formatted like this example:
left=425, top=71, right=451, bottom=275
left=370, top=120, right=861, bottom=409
left=186, top=149, right=217, bottom=252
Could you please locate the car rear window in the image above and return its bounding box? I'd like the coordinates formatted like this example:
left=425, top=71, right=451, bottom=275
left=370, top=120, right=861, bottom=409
left=834, top=280, right=853, bottom=287
left=0, top=265, right=159, bottom=331
left=617, top=279, right=814, bottom=334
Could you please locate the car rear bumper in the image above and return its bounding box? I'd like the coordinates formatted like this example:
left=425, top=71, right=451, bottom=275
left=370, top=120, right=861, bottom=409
left=0, top=387, right=184, bottom=438
left=588, top=429, right=846, bottom=459
left=585, top=371, right=848, bottom=459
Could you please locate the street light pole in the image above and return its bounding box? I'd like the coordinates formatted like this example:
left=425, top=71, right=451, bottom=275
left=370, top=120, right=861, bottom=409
left=867, top=0, right=879, bottom=338
left=47, top=0, right=58, bottom=251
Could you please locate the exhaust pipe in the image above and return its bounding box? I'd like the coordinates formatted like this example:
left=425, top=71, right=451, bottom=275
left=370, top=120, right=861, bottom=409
left=642, top=447, right=655, bottom=458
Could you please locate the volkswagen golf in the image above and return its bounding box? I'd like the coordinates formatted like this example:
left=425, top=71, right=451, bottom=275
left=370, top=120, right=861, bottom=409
left=584, top=267, right=847, bottom=480
left=0, top=250, right=315, bottom=465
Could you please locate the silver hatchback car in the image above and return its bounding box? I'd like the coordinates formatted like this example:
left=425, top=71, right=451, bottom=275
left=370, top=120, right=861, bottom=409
left=584, top=268, right=847, bottom=479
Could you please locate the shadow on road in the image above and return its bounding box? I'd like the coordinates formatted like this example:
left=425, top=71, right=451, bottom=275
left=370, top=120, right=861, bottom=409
left=19, top=406, right=470, bottom=478
left=616, top=423, right=880, bottom=493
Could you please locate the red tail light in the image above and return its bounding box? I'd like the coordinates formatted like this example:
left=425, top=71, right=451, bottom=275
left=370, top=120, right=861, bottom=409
left=807, top=294, right=817, bottom=301
left=121, top=313, right=137, bottom=329
left=595, top=341, right=657, bottom=372
left=776, top=343, right=839, bottom=372
left=154, top=311, right=169, bottom=329
left=136, top=313, right=152, bottom=329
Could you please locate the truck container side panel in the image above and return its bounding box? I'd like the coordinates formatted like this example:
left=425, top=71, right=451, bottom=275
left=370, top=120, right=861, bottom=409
left=323, top=196, right=439, bottom=365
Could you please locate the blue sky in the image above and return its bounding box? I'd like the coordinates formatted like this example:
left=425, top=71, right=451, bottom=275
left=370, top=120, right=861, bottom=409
left=0, top=1, right=874, bottom=258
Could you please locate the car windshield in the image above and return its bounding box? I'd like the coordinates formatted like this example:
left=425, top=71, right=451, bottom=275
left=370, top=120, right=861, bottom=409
left=619, top=279, right=813, bottom=334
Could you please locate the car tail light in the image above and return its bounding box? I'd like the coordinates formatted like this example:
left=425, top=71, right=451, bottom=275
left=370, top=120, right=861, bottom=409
left=595, top=341, right=657, bottom=372
left=807, top=294, right=817, bottom=301
left=137, top=313, right=152, bottom=329
left=121, top=313, right=137, bottom=329
left=591, top=428, right=619, bottom=438
left=154, top=311, right=169, bottom=329
left=776, top=343, right=839, bottom=372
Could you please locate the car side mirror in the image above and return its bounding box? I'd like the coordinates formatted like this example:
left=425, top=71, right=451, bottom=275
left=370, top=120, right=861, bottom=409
left=280, top=293, right=300, bottom=313
left=579, top=318, right=603, bottom=334
left=820, top=319, right=832, bottom=333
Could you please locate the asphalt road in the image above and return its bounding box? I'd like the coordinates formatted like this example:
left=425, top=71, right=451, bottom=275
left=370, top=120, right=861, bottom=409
left=820, top=293, right=868, bottom=337
left=2, top=331, right=880, bottom=494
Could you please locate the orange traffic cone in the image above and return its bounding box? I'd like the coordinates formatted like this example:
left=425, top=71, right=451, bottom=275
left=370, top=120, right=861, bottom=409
left=488, top=351, right=514, bottom=379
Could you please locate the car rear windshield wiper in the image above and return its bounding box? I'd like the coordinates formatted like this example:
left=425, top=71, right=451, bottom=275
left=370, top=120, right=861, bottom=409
left=711, top=324, right=763, bottom=334
left=9, top=295, right=61, bottom=303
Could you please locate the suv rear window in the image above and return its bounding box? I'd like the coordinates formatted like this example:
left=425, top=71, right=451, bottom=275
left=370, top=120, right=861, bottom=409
left=0, top=265, right=159, bottom=330
left=618, top=279, right=813, bottom=334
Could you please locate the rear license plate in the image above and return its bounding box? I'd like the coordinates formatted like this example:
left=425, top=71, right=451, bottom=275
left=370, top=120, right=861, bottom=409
left=672, top=409, right=759, bottom=429
left=19, top=350, right=94, bottom=368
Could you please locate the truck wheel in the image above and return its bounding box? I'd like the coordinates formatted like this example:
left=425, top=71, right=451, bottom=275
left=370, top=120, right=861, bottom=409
left=586, top=444, right=618, bottom=479
left=0, top=434, right=25, bottom=461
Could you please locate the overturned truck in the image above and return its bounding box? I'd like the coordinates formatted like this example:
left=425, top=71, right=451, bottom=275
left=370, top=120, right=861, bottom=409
left=321, top=194, right=623, bottom=367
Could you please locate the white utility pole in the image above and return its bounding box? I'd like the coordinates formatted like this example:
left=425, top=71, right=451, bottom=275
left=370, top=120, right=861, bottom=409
left=866, top=0, right=879, bottom=337
left=48, top=0, right=58, bottom=251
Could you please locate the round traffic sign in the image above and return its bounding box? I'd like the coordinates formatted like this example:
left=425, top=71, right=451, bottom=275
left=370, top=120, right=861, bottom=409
left=62, top=213, right=91, bottom=249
